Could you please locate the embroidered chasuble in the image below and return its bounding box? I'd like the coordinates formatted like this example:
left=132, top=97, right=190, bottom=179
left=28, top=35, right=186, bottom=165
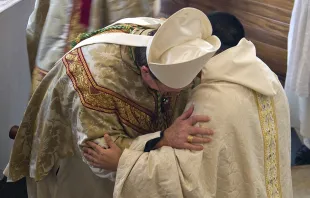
left=6, top=25, right=193, bottom=198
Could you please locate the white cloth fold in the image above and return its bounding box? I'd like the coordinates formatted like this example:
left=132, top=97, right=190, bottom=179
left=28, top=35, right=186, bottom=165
left=202, top=39, right=279, bottom=96
left=285, top=0, right=310, bottom=145
left=286, top=0, right=310, bottom=97
left=114, top=38, right=293, bottom=198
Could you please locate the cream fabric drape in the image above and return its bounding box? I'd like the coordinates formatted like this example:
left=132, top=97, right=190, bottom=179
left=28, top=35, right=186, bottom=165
left=114, top=39, right=293, bottom=198
left=285, top=0, right=310, bottom=147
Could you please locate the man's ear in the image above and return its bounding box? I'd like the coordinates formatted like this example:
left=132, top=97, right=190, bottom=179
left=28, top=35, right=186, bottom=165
left=140, top=65, right=158, bottom=90
left=140, top=65, right=150, bottom=76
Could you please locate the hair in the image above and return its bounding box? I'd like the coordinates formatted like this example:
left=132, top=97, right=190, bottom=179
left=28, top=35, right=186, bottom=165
left=207, top=12, right=245, bottom=52
left=134, top=47, right=148, bottom=68
left=134, top=29, right=158, bottom=79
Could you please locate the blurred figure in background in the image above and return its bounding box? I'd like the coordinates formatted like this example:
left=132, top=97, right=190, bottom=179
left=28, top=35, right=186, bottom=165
left=27, top=0, right=154, bottom=94
left=153, top=0, right=187, bottom=18
left=285, top=0, right=310, bottom=165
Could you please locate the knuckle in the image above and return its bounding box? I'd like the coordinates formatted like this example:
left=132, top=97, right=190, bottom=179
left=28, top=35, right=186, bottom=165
left=192, top=115, right=198, bottom=120
left=206, top=129, right=212, bottom=134
left=179, top=121, right=186, bottom=127
left=189, top=146, right=195, bottom=150
left=203, top=139, right=210, bottom=143
left=200, top=128, right=208, bottom=134
left=181, top=133, right=187, bottom=139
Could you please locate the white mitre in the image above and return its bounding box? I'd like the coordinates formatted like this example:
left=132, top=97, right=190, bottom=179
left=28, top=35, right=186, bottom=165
left=147, top=7, right=221, bottom=89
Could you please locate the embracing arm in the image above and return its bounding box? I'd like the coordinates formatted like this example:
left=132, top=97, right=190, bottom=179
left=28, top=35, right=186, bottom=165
left=72, top=104, right=141, bottom=180
left=114, top=122, right=221, bottom=198
left=113, top=109, right=224, bottom=198
left=81, top=105, right=213, bottom=181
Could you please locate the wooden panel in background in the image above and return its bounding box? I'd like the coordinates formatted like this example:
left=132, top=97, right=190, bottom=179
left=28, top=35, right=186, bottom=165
left=189, top=2, right=290, bottom=38
left=244, top=25, right=287, bottom=49
left=251, top=39, right=287, bottom=76
left=192, top=0, right=292, bottom=23
left=255, top=0, right=294, bottom=11
left=228, top=11, right=289, bottom=38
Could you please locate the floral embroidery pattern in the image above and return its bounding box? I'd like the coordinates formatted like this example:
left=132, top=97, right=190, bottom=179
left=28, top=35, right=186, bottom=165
left=63, top=48, right=154, bottom=134
left=255, top=92, right=282, bottom=198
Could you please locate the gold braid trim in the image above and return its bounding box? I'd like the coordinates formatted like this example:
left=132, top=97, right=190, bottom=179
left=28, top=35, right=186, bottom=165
left=254, top=92, right=282, bottom=198
left=63, top=48, right=154, bottom=134
left=31, top=66, right=49, bottom=95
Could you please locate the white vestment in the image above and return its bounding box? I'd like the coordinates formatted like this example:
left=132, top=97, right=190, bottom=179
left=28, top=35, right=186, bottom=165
left=285, top=0, right=310, bottom=148
left=114, top=39, right=293, bottom=198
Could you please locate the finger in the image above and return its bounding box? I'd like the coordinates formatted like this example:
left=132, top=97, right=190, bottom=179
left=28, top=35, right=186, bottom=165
left=191, top=136, right=212, bottom=144
left=104, top=134, right=116, bottom=148
left=83, top=153, right=99, bottom=164
left=183, top=143, right=204, bottom=151
left=83, top=147, right=100, bottom=158
left=188, top=115, right=211, bottom=125
left=179, top=105, right=194, bottom=120
left=190, top=127, right=214, bottom=135
left=90, top=162, right=102, bottom=168
left=86, top=141, right=105, bottom=153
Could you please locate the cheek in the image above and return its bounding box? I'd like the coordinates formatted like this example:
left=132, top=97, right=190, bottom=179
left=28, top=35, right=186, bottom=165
left=149, top=83, right=159, bottom=90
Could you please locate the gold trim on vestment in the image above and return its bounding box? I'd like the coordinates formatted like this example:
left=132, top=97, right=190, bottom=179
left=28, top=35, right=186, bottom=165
left=63, top=48, right=154, bottom=134
left=31, top=66, right=49, bottom=95
left=254, top=92, right=282, bottom=198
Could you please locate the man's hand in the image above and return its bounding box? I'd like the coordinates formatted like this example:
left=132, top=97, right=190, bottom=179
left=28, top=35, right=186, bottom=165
left=83, top=134, right=122, bottom=171
left=157, top=105, right=213, bottom=151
